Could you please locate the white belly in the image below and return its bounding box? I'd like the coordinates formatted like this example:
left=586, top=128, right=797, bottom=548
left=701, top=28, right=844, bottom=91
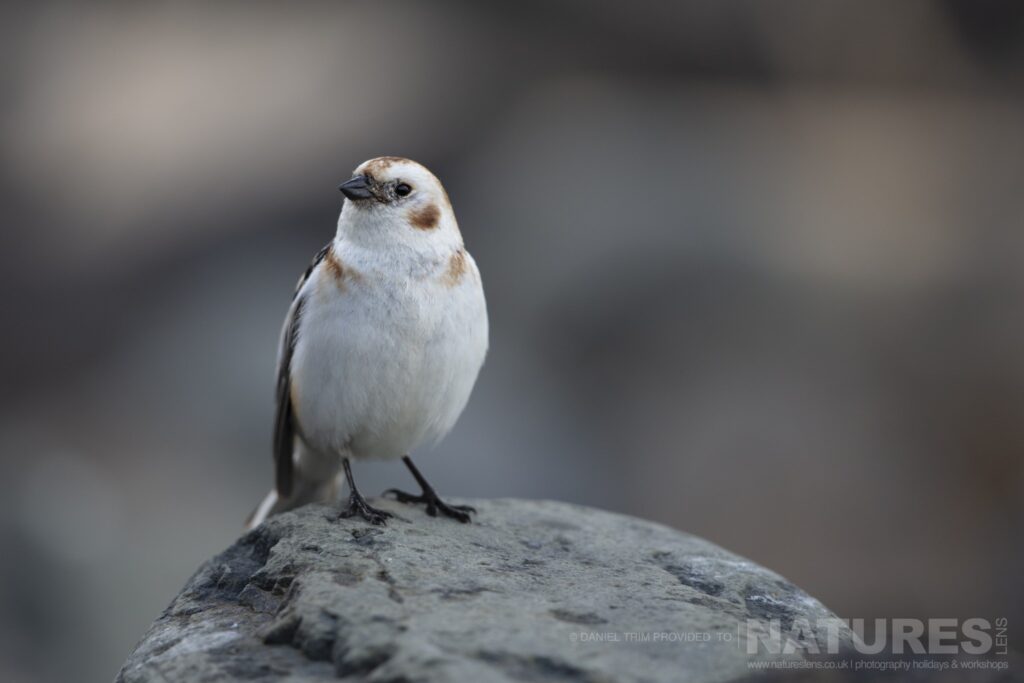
left=288, top=249, right=488, bottom=461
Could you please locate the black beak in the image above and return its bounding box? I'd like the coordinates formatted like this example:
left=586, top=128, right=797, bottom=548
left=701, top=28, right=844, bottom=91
left=339, top=175, right=374, bottom=200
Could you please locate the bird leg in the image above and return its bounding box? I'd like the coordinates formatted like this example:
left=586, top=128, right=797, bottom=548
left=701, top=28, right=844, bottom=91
left=338, top=457, right=393, bottom=525
left=384, top=455, right=476, bottom=523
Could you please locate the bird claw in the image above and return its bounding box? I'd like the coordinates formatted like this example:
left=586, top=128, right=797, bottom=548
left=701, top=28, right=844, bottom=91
left=338, top=493, right=393, bottom=526
left=383, top=488, right=475, bottom=523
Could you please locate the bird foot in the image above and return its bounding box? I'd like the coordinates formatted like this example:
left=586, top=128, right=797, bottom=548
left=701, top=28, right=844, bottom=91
left=383, top=488, right=475, bottom=523
left=338, top=492, right=393, bottom=526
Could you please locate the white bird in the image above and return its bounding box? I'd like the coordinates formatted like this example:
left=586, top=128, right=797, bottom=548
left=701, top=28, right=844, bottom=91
left=247, top=157, right=488, bottom=528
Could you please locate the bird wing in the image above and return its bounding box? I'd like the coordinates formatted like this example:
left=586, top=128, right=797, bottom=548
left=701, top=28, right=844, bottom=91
left=273, top=243, right=331, bottom=497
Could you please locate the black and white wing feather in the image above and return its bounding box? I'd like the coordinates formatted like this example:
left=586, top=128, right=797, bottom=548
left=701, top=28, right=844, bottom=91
left=273, top=243, right=330, bottom=497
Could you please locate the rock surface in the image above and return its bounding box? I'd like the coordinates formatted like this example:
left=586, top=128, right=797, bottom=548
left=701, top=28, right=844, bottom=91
left=116, top=499, right=848, bottom=682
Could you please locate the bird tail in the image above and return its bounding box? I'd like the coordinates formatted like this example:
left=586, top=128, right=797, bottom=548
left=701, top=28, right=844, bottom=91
left=245, top=488, right=283, bottom=530
left=245, top=443, right=339, bottom=529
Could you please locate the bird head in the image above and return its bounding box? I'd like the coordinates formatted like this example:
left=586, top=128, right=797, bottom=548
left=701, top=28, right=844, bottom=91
left=337, top=157, right=461, bottom=253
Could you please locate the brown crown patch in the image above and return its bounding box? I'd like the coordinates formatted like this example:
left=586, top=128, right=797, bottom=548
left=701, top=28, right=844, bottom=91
left=363, top=156, right=406, bottom=174
left=408, top=203, right=440, bottom=230
left=442, top=248, right=467, bottom=287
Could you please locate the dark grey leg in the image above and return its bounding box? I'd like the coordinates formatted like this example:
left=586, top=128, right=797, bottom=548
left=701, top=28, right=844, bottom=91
left=384, top=455, right=476, bottom=523
left=338, top=457, right=393, bottom=525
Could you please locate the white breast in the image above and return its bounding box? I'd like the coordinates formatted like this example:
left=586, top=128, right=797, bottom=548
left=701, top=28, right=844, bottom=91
left=288, top=240, right=488, bottom=461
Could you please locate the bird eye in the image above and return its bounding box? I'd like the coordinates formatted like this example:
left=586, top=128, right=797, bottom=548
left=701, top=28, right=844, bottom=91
left=395, top=183, right=412, bottom=197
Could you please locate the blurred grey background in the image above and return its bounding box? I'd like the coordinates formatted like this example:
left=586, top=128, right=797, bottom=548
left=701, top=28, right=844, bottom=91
left=1, top=1, right=1022, bottom=681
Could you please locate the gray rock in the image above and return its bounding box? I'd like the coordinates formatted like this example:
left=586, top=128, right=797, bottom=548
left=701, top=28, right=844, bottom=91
left=116, top=499, right=850, bottom=683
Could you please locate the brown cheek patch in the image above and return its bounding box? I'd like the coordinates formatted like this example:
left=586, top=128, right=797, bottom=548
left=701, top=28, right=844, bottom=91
left=408, top=203, right=440, bottom=230
left=442, top=248, right=467, bottom=287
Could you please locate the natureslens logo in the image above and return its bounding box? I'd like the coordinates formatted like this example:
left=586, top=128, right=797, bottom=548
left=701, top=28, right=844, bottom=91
left=746, top=617, right=1008, bottom=656
left=743, top=617, right=1010, bottom=673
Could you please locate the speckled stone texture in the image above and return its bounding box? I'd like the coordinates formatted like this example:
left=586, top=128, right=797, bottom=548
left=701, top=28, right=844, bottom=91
left=116, top=499, right=849, bottom=682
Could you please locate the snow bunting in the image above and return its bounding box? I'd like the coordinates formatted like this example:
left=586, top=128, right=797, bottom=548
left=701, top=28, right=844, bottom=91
left=247, top=157, right=488, bottom=528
